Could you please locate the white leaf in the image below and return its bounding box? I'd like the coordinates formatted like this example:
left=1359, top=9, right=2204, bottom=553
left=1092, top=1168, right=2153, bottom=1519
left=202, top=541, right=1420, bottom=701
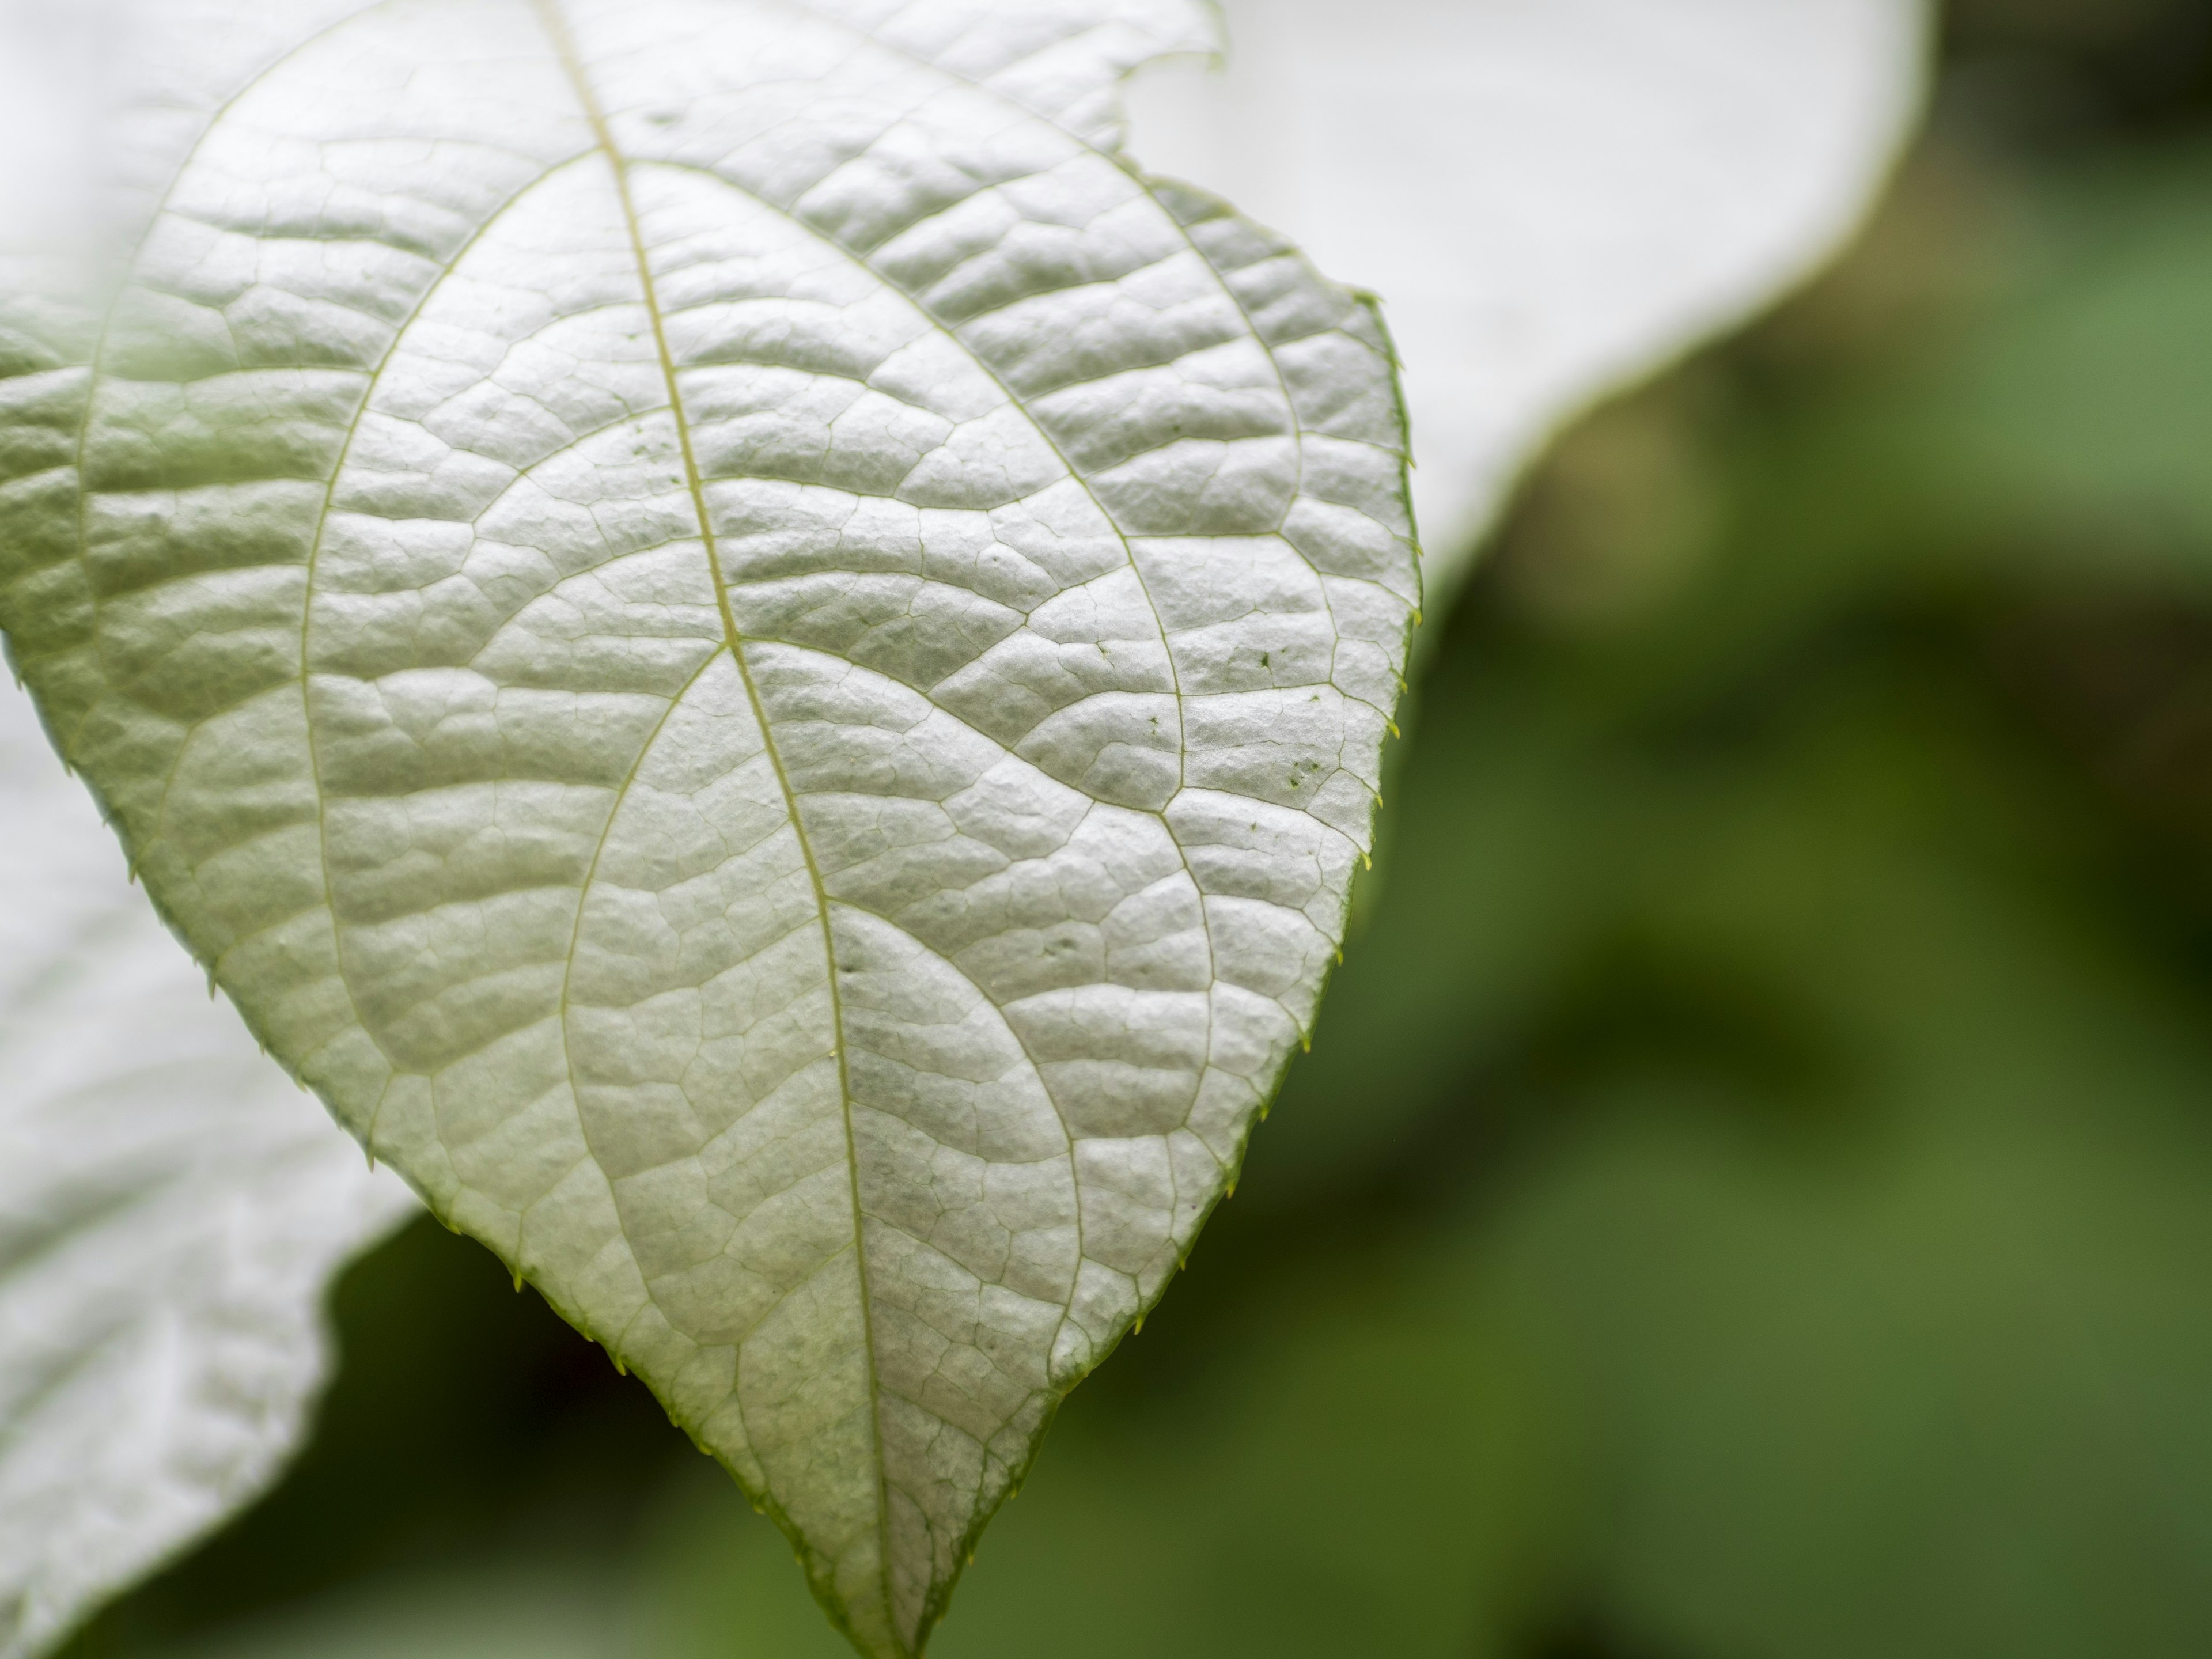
left=0, top=676, right=417, bottom=1659
left=0, top=2, right=1416, bottom=1653
left=1123, top=0, right=1931, bottom=584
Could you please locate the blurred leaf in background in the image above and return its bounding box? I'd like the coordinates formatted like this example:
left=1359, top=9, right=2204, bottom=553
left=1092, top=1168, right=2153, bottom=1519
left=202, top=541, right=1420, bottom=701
left=57, top=1, right=2212, bottom=1656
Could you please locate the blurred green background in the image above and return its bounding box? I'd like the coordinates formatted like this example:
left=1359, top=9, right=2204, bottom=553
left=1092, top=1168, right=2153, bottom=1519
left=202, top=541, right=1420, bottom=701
left=58, top=1, right=2212, bottom=1654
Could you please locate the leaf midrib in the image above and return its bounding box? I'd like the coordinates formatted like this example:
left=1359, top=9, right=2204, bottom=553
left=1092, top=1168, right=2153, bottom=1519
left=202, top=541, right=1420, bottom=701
left=528, top=0, right=896, bottom=1621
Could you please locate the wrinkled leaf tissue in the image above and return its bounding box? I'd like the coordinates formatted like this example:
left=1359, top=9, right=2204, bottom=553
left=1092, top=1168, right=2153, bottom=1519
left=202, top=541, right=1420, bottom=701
left=0, top=1, right=1416, bottom=1652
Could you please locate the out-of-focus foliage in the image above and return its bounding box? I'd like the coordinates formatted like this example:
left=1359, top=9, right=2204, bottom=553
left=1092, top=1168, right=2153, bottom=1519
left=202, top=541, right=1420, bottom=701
left=55, top=2, right=2212, bottom=1656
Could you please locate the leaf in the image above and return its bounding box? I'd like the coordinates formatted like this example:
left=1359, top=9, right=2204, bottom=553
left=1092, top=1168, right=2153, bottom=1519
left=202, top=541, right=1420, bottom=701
left=0, top=2, right=1418, bottom=1653
left=1123, top=0, right=1930, bottom=584
left=0, top=675, right=418, bottom=1659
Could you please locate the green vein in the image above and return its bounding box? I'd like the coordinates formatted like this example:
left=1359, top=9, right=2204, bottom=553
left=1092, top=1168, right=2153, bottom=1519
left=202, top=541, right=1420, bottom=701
left=528, top=0, right=897, bottom=1630
left=554, top=645, right=721, bottom=1040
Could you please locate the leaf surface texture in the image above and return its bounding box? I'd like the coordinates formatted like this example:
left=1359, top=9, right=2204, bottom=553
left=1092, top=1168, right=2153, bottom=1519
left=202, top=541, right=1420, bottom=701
left=0, top=2, right=1418, bottom=1651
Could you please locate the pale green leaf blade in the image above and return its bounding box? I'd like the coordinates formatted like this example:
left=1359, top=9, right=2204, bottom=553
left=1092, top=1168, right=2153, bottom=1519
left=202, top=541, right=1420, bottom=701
left=0, top=2, right=1417, bottom=1653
